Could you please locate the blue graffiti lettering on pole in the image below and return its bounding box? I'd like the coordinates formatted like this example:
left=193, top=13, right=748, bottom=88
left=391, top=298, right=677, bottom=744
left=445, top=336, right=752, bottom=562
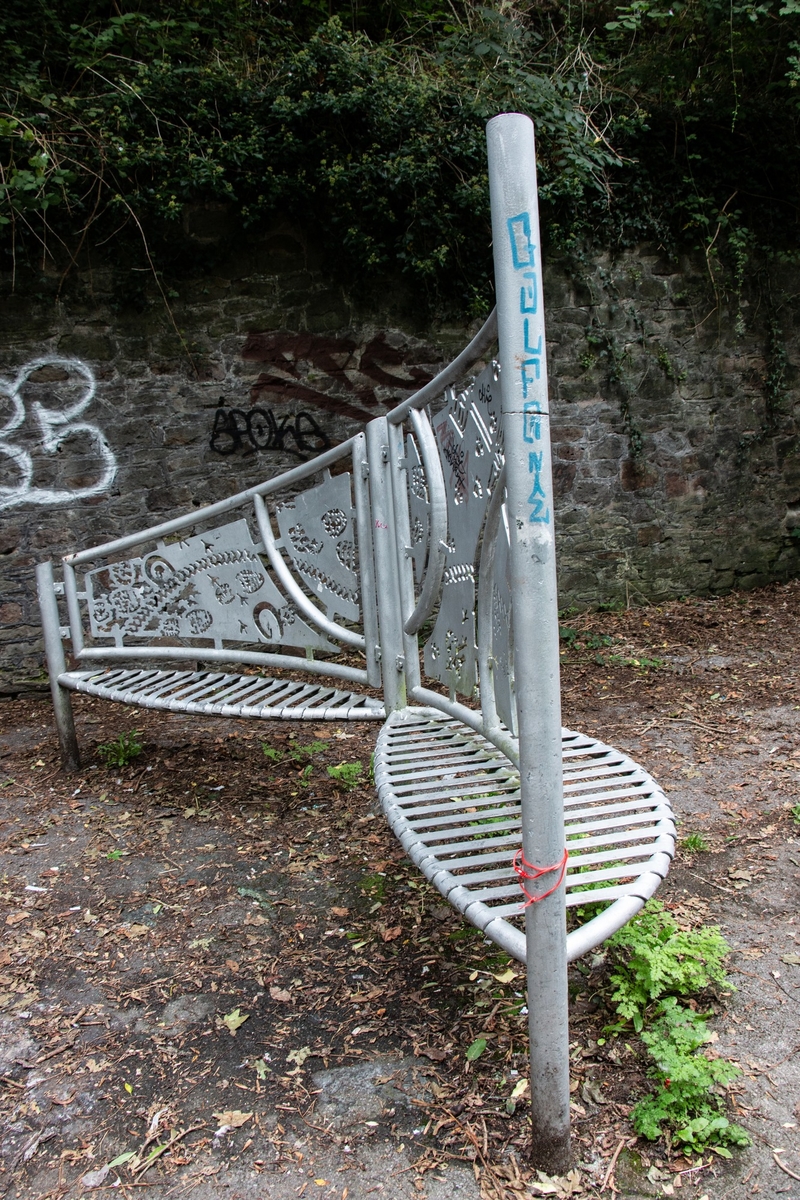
left=0, top=357, right=116, bottom=511
left=507, top=212, right=549, bottom=526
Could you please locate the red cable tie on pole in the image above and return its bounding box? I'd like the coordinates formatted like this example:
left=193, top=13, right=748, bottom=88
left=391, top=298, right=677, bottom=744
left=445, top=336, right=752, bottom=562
left=512, top=847, right=569, bottom=908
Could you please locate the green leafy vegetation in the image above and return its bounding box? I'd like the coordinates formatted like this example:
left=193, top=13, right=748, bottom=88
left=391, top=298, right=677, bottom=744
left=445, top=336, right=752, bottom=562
left=681, top=832, right=710, bottom=853
left=633, top=998, right=749, bottom=1154
left=96, top=730, right=143, bottom=768
left=291, top=740, right=330, bottom=761
left=326, top=761, right=363, bottom=791
left=605, top=900, right=749, bottom=1154
left=3, top=2, right=798, bottom=311
left=607, top=901, right=729, bottom=1031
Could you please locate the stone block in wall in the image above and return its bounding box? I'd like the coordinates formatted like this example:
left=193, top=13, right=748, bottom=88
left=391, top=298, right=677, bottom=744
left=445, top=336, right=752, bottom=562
left=57, top=333, right=115, bottom=361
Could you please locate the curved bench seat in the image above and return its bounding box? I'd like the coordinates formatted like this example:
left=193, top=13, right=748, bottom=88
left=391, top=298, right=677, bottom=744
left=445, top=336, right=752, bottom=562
left=374, top=708, right=675, bottom=963
left=58, top=667, right=386, bottom=721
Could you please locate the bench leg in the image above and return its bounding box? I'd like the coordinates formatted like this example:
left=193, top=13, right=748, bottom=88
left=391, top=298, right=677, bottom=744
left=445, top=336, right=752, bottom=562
left=36, top=561, right=81, bottom=772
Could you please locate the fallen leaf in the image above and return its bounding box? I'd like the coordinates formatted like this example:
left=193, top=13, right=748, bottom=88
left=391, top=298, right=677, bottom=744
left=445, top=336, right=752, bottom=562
left=107, top=1152, right=136, bottom=1169
left=213, top=1110, right=252, bottom=1129
left=381, top=926, right=402, bottom=942
left=80, top=1166, right=110, bottom=1189
left=6, top=912, right=30, bottom=926
left=493, top=968, right=516, bottom=984
left=287, top=1046, right=312, bottom=1067
left=331, top=907, right=349, bottom=918
left=417, top=1046, right=447, bottom=1062
left=781, top=953, right=800, bottom=966
left=220, top=1008, right=249, bottom=1034
left=510, top=1078, right=529, bottom=1100
left=270, top=986, right=292, bottom=1002
left=581, top=1080, right=608, bottom=1106
left=465, top=1038, right=487, bottom=1062
left=529, top=1167, right=583, bottom=1197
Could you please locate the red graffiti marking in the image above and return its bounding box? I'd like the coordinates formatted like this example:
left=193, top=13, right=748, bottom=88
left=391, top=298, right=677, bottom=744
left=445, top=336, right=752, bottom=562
left=241, top=331, right=436, bottom=424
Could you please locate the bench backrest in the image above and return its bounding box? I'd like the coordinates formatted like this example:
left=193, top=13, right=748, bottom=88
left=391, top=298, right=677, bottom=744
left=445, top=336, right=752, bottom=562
left=41, top=116, right=560, bottom=777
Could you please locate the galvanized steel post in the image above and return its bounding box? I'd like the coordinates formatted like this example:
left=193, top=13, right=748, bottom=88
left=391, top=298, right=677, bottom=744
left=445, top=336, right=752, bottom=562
left=366, top=417, right=407, bottom=713
left=486, top=113, right=571, bottom=1171
left=36, top=560, right=81, bottom=772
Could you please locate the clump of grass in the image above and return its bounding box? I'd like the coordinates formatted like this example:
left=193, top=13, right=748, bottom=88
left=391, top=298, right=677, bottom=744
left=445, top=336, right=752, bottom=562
left=680, top=832, right=709, bottom=853
left=97, top=730, right=142, bottom=768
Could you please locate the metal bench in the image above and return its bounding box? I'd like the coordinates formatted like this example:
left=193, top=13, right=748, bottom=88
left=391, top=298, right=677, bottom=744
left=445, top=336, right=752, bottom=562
left=37, top=114, right=674, bottom=1167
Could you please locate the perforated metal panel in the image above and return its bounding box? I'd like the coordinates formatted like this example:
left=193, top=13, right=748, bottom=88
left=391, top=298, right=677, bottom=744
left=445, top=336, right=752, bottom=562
left=84, top=518, right=334, bottom=652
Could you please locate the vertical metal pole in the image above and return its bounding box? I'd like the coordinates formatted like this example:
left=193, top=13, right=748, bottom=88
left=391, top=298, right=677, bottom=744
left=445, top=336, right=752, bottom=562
left=36, top=560, right=81, bottom=772
left=386, top=419, right=421, bottom=695
left=352, top=432, right=382, bottom=690
left=365, top=417, right=407, bottom=713
left=486, top=113, right=570, bottom=1172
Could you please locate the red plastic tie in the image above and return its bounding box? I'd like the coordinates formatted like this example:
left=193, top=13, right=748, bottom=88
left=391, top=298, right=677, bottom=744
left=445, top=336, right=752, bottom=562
left=512, top=847, right=569, bottom=908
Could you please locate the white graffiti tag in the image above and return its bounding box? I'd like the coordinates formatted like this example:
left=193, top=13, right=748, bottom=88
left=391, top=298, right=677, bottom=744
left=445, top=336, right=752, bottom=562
left=0, top=357, right=117, bottom=511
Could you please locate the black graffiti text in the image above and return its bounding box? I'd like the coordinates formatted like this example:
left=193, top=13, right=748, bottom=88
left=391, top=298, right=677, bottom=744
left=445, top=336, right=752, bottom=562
left=210, top=403, right=332, bottom=461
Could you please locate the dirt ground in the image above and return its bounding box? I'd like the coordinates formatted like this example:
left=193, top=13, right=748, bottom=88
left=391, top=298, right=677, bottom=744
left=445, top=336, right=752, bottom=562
left=0, top=579, right=798, bottom=1200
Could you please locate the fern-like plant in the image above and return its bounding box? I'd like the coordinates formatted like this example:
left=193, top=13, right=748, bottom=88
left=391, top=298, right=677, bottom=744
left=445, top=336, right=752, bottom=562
left=605, top=901, right=749, bottom=1154
left=606, top=900, right=729, bottom=1032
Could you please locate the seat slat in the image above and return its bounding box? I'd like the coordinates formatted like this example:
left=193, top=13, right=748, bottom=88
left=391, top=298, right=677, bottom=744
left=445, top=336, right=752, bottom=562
left=375, top=708, right=675, bottom=965
left=59, top=669, right=385, bottom=721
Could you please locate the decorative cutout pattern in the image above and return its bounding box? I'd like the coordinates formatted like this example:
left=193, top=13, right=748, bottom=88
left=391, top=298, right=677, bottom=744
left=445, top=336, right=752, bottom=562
left=276, top=473, right=360, bottom=622
left=422, top=363, right=503, bottom=695
left=85, top=519, right=334, bottom=651
left=403, top=435, right=430, bottom=587
left=491, top=505, right=516, bottom=734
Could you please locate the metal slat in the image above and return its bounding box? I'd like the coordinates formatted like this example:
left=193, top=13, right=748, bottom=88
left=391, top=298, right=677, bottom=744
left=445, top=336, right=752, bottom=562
left=375, top=708, right=675, bottom=965
left=214, top=676, right=311, bottom=710
left=57, top=668, right=385, bottom=721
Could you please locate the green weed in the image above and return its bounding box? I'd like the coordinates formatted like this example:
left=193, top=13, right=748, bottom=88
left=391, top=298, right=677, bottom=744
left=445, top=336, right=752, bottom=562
left=681, top=833, right=709, bottom=853
left=106, top=847, right=124, bottom=861
left=791, top=804, right=800, bottom=825
left=97, top=730, right=142, bottom=768
left=607, top=654, right=665, bottom=671
left=358, top=873, right=386, bottom=899
left=633, top=998, right=748, bottom=1155
left=289, top=739, right=329, bottom=761
left=262, top=744, right=284, bottom=763
left=605, top=900, right=748, bottom=1154
left=327, top=762, right=363, bottom=791
left=585, top=633, right=613, bottom=650
left=606, top=900, right=729, bottom=1031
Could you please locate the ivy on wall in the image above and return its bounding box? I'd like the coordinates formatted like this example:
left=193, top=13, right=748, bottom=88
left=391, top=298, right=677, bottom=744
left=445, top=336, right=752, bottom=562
left=1, top=1, right=799, bottom=314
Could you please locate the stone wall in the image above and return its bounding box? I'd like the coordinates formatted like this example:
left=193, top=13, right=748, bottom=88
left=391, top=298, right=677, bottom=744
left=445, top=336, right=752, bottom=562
left=1, top=226, right=798, bottom=688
